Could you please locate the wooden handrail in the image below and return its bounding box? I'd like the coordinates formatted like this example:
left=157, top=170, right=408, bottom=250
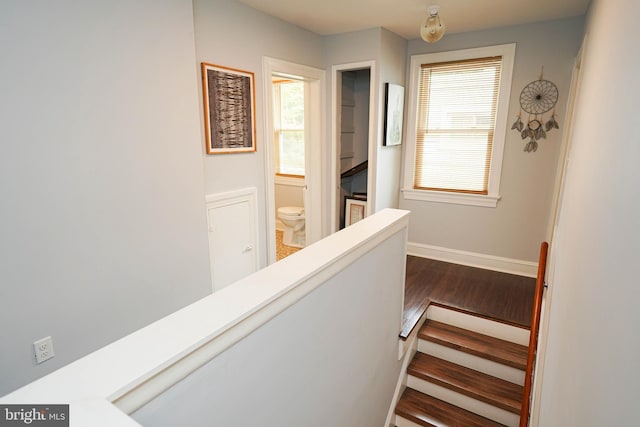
left=520, top=241, right=549, bottom=427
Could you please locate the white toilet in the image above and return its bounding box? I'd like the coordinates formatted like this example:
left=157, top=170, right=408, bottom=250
left=277, top=206, right=305, bottom=248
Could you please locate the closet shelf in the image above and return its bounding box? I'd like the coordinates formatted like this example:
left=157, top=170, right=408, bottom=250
left=340, top=151, right=354, bottom=160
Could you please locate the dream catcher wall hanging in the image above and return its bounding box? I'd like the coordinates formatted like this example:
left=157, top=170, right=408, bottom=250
left=512, top=68, right=560, bottom=152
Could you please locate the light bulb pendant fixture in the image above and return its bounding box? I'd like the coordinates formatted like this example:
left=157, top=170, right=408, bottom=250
left=420, top=5, right=446, bottom=43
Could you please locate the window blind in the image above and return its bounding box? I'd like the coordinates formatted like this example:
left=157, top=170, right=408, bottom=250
left=414, top=56, right=502, bottom=194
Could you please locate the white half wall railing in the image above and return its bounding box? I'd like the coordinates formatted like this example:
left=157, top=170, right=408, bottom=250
left=1, top=209, right=410, bottom=427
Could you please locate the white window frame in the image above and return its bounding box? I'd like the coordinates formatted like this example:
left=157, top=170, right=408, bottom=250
left=402, top=44, right=516, bottom=207
left=273, top=79, right=305, bottom=177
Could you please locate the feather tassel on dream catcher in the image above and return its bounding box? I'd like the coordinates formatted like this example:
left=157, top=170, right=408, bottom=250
left=512, top=67, right=559, bottom=152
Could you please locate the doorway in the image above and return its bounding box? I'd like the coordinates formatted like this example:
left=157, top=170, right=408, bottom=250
left=331, top=62, right=376, bottom=232
left=263, top=57, right=325, bottom=264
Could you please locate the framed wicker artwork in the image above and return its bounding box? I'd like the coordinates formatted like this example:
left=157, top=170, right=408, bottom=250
left=202, top=63, right=257, bottom=154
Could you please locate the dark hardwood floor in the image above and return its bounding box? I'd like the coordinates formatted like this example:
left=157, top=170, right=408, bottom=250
left=403, top=256, right=536, bottom=336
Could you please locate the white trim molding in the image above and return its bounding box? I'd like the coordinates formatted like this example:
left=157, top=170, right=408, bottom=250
left=205, top=187, right=258, bottom=206
left=262, top=57, right=325, bottom=265
left=407, top=241, right=537, bottom=277
left=274, top=175, right=305, bottom=187
left=402, top=188, right=501, bottom=207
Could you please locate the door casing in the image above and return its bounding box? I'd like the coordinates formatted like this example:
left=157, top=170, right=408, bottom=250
left=262, top=57, right=325, bottom=264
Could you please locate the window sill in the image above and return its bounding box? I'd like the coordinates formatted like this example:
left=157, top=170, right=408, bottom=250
left=275, top=175, right=305, bottom=187
left=402, top=188, right=501, bottom=207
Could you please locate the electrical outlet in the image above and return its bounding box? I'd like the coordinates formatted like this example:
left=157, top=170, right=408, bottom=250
left=34, top=336, right=55, bottom=364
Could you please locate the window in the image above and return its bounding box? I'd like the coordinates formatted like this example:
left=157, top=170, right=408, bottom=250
left=273, top=79, right=305, bottom=177
left=403, top=44, right=515, bottom=207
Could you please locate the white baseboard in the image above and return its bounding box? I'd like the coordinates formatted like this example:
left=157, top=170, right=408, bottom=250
left=275, top=219, right=285, bottom=231
left=407, top=242, right=537, bottom=278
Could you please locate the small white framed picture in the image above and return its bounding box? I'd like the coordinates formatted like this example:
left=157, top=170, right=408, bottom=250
left=383, top=82, right=405, bottom=146
left=345, top=198, right=367, bottom=226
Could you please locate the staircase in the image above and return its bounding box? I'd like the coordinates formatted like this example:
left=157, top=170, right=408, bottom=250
left=394, top=303, right=530, bottom=427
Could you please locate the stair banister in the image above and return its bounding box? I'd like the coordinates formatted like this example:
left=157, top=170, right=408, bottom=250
left=520, top=241, right=549, bottom=427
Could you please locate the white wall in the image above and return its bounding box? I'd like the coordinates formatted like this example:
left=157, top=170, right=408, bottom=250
left=131, top=212, right=408, bottom=427
left=538, top=1, right=640, bottom=425
left=193, top=0, right=324, bottom=265
left=400, top=17, right=584, bottom=262
left=375, top=28, right=407, bottom=211
left=0, top=0, right=211, bottom=395
left=1, top=210, right=409, bottom=427
left=325, top=29, right=381, bottom=227
left=324, top=28, right=408, bottom=219
left=324, top=28, right=382, bottom=69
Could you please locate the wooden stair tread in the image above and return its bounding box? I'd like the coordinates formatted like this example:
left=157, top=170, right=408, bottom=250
left=409, top=353, right=523, bottom=414
left=400, top=298, right=430, bottom=339
left=419, top=320, right=528, bottom=370
left=396, top=387, right=506, bottom=427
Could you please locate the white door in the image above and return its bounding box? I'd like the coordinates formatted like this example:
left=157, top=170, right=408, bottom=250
left=206, top=189, right=258, bottom=292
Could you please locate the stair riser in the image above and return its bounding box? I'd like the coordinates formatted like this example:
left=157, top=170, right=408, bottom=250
left=395, top=415, right=429, bottom=427
left=407, top=375, right=520, bottom=427
left=418, top=340, right=525, bottom=386
left=427, top=305, right=529, bottom=346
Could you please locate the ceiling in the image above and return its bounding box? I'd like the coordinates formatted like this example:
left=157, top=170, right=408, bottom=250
left=233, top=0, right=590, bottom=40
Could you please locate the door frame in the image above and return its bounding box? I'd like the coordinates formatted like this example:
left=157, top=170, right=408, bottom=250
left=262, top=57, right=325, bottom=264
left=330, top=61, right=377, bottom=232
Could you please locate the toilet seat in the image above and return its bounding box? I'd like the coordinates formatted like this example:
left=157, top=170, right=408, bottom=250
left=278, top=206, right=304, bottom=218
